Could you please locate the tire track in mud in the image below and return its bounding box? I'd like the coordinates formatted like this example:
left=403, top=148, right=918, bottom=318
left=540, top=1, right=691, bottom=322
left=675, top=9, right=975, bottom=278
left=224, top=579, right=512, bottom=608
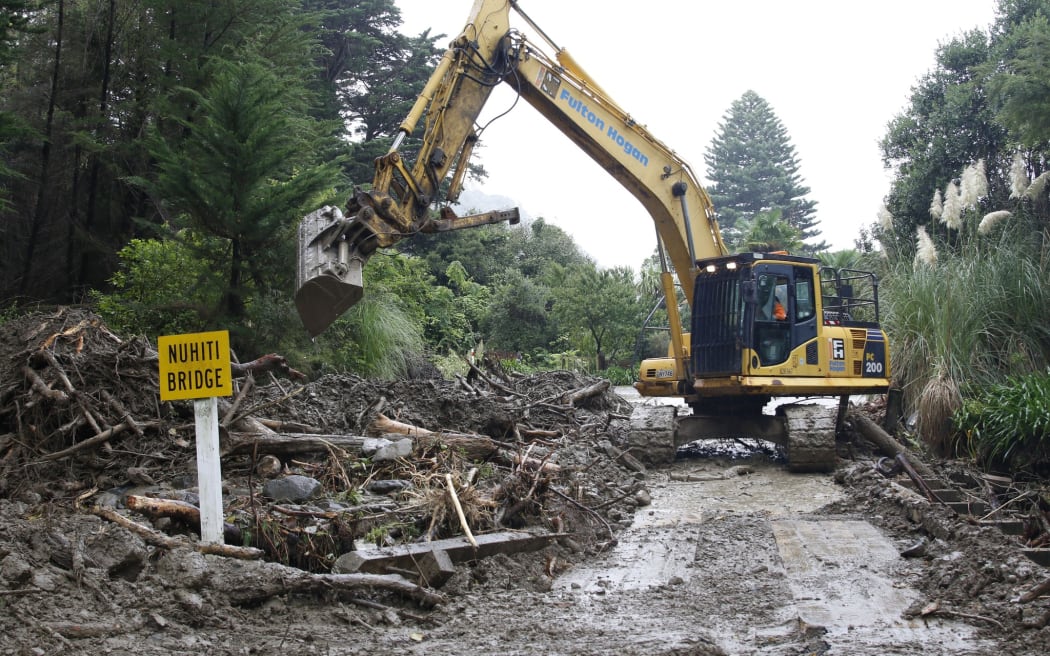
left=551, top=458, right=997, bottom=655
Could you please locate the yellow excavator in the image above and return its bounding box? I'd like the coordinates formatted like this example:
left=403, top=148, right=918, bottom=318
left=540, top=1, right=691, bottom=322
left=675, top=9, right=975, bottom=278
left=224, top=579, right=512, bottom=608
left=294, top=0, right=891, bottom=471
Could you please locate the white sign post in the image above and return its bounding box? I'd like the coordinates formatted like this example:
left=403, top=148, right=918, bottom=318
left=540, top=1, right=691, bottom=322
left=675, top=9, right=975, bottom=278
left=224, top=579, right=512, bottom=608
left=193, top=396, right=224, bottom=544
left=158, top=330, right=233, bottom=545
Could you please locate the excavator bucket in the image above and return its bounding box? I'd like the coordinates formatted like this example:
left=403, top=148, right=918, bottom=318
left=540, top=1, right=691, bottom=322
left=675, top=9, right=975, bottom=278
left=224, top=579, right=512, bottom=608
left=295, top=206, right=367, bottom=337
left=295, top=268, right=362, bottom=338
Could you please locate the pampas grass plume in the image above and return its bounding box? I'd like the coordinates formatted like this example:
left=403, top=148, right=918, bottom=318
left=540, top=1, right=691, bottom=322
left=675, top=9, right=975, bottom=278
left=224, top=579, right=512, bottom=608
left=877, top=203, right=894, bottom=232
left=1026, top=171, right=1050, bottom=200
left=929, top=189, right=943, bottom=220
left=942, top=181, right=962, bottom=230
left=1010, top=153, right=1028, bottom=198
left=915, top=226, right=938, bottom=266
left=959, top=159, right=987, bottom=207
left=978, top=210, right=1011, bottom=235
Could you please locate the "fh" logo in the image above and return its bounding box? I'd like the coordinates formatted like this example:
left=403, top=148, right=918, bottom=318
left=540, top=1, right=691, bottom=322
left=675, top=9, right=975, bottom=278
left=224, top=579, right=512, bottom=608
left=831, top=338, right=845, bottom=360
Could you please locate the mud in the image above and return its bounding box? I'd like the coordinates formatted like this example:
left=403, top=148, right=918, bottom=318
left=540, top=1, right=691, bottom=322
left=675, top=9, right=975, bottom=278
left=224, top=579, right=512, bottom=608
left=0, top=310, right=1048, bottom=655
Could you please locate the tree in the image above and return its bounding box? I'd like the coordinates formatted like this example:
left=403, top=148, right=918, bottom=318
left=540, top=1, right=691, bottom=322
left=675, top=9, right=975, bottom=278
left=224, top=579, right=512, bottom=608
left=704, top=90, right=822, bottom=252
left=0, top=0, right=39, bottom=212
left=480, top=269, right=556, bottom=355
left=0, top=0, right=422, bottom=306
left=986, top=13, right=1050, bottom=145
left=879, top=31, right=1008, bottom=252
left=551, top=264, right=642, bottom=370
left=140, top=54, right=344, bottom=331
left=407, top=223, right=515, bottom=287
left=305, top=0, right=443, bottom=186
left=738, top=209, right=804, bottom=253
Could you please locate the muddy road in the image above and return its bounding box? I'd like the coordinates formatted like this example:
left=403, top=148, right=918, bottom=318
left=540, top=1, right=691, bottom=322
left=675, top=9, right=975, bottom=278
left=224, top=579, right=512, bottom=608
left=2, top=426, right=1048, bottom=655
left=1, top=310, right=1047, bottom=655
left=397, top=457, right=1003, bottom=656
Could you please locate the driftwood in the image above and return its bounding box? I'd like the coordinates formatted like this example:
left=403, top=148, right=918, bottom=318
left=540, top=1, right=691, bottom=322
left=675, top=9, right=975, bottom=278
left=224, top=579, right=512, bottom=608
left=88, top=505, right=263, bottom=559
left=224, top=428, right=549, bottom=471
left=125, top=494, right=202, bottom=525
left=445, top=473, right=478, bottom=548
left=230, top=353, right=306, bottom=381
left=124, top=494, right=248, bottom=547
left=371, top=414, right=560, bottom=472
left=1017, top=576, right=1050, bottom=603
left=44, top=621, right=139, bottom=639
left=849, top=410, right=937, bottom=480
left=217, top=562, right=445, bottom=608
left=559, top=379, right=610, bottom=406
left=40, top=420, right=160, bottom=462
left=465, top=361, right=522, bottom=397
left=242, top=571, right=444, bottom=608
left=223, top=433, right=367, bottom=457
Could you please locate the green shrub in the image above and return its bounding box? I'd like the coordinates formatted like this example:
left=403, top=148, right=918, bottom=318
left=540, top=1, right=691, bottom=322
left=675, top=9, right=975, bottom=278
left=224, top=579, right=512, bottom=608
left=601, top=365, right=636, bottom=386
left=91, top=237, right=221, bottom=336
left=954, top=370, right=1050, bottom=469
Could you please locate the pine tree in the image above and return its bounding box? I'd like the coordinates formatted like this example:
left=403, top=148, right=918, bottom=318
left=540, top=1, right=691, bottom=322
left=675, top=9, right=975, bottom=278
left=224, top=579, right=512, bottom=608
left=704, top=90, right=822, bottom=252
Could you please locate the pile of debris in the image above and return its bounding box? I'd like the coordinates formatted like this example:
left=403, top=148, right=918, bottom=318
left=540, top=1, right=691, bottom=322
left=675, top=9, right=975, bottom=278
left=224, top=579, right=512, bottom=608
left=0, top=308, right=647, bottom=616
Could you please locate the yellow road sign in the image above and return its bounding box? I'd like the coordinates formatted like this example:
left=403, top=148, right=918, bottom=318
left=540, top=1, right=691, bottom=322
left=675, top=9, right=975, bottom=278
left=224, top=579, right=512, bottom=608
left=158, top=330, right=233, bottom=401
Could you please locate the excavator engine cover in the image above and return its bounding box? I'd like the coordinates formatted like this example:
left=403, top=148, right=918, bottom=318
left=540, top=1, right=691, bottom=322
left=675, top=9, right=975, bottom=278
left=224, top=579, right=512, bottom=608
left=295, top=206, right=365, bottom=337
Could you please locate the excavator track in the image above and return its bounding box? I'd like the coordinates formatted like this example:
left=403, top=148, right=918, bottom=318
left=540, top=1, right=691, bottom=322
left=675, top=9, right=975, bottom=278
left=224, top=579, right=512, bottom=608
left=628, top=402, right=840, bottom=472
left=777, top=403, right=839, bottom=473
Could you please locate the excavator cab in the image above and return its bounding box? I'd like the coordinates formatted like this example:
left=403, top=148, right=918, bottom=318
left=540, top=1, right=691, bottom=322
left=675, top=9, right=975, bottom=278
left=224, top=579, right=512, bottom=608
left=689, top=253, right=890, bottom=397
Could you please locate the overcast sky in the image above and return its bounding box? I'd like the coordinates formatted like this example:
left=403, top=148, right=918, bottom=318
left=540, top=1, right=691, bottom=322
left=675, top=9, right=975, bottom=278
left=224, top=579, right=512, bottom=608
left=393, top=0, right=998, bottom=269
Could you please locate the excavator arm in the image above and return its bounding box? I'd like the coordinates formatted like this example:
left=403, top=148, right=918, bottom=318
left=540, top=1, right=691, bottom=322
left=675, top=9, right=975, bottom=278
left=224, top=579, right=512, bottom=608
left=295, top=0, right=726, bottom=349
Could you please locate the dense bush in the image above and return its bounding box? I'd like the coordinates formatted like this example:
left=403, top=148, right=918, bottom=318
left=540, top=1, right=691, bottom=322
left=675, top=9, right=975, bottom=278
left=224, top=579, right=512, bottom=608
left=954, top=370, right=1050, bottom=470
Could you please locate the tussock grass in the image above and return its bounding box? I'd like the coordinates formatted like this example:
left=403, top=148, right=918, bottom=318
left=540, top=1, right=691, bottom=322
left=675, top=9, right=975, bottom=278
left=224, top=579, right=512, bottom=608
left=882, top=222, right=1050, bottom=455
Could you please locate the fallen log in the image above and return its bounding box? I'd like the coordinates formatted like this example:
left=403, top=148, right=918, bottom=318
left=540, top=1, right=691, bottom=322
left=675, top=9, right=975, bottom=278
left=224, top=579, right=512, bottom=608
left=125, top=495, right=202, bottom=525
left=124, top=495, right=247, bottom=547
left=231, top=353, right=306, bottom=381
left=87, top=506, right=263, bottom=559
left=226, top=424, right=561, bottom=473
left=224, top=432, right=367, bottom=456
left=371, top=414, right=560, bottom=472
left=23, top=366, right=69, bottom=402
left=44, top=621, right=138, bottom=639
left=849, top=410, right=937, bottom=480
left=212, top=559, right=445, bottom=607
left=1017, top=576, right=1050, bottom=603
left=560, top=379, right=610, bottom=406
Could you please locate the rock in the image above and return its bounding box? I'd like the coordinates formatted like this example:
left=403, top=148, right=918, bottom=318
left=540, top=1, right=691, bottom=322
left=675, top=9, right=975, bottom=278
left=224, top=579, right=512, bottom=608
left=0, top=553, right=32, bottom=584
left=628, top=405, right=677, bottom=466
left=127, top=467, right=156, bottom=485
left=255, top=455, right=283, bottom=478
left=262, top=475, right=322, bottom=502
left=373, top=438, right=413, bottom=462
left=84, top=526, right=147, bottom=581
left=361, top=437, right=391, bottom=456
left=900, top=537, right=928, bottom=558
left=174, top=589, right=204, bottom=612
left=366, top=480, right=411, bottom=494
left=30, top=569, right=60, bottom=592
left=156, top=549, right=209, bottom=589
